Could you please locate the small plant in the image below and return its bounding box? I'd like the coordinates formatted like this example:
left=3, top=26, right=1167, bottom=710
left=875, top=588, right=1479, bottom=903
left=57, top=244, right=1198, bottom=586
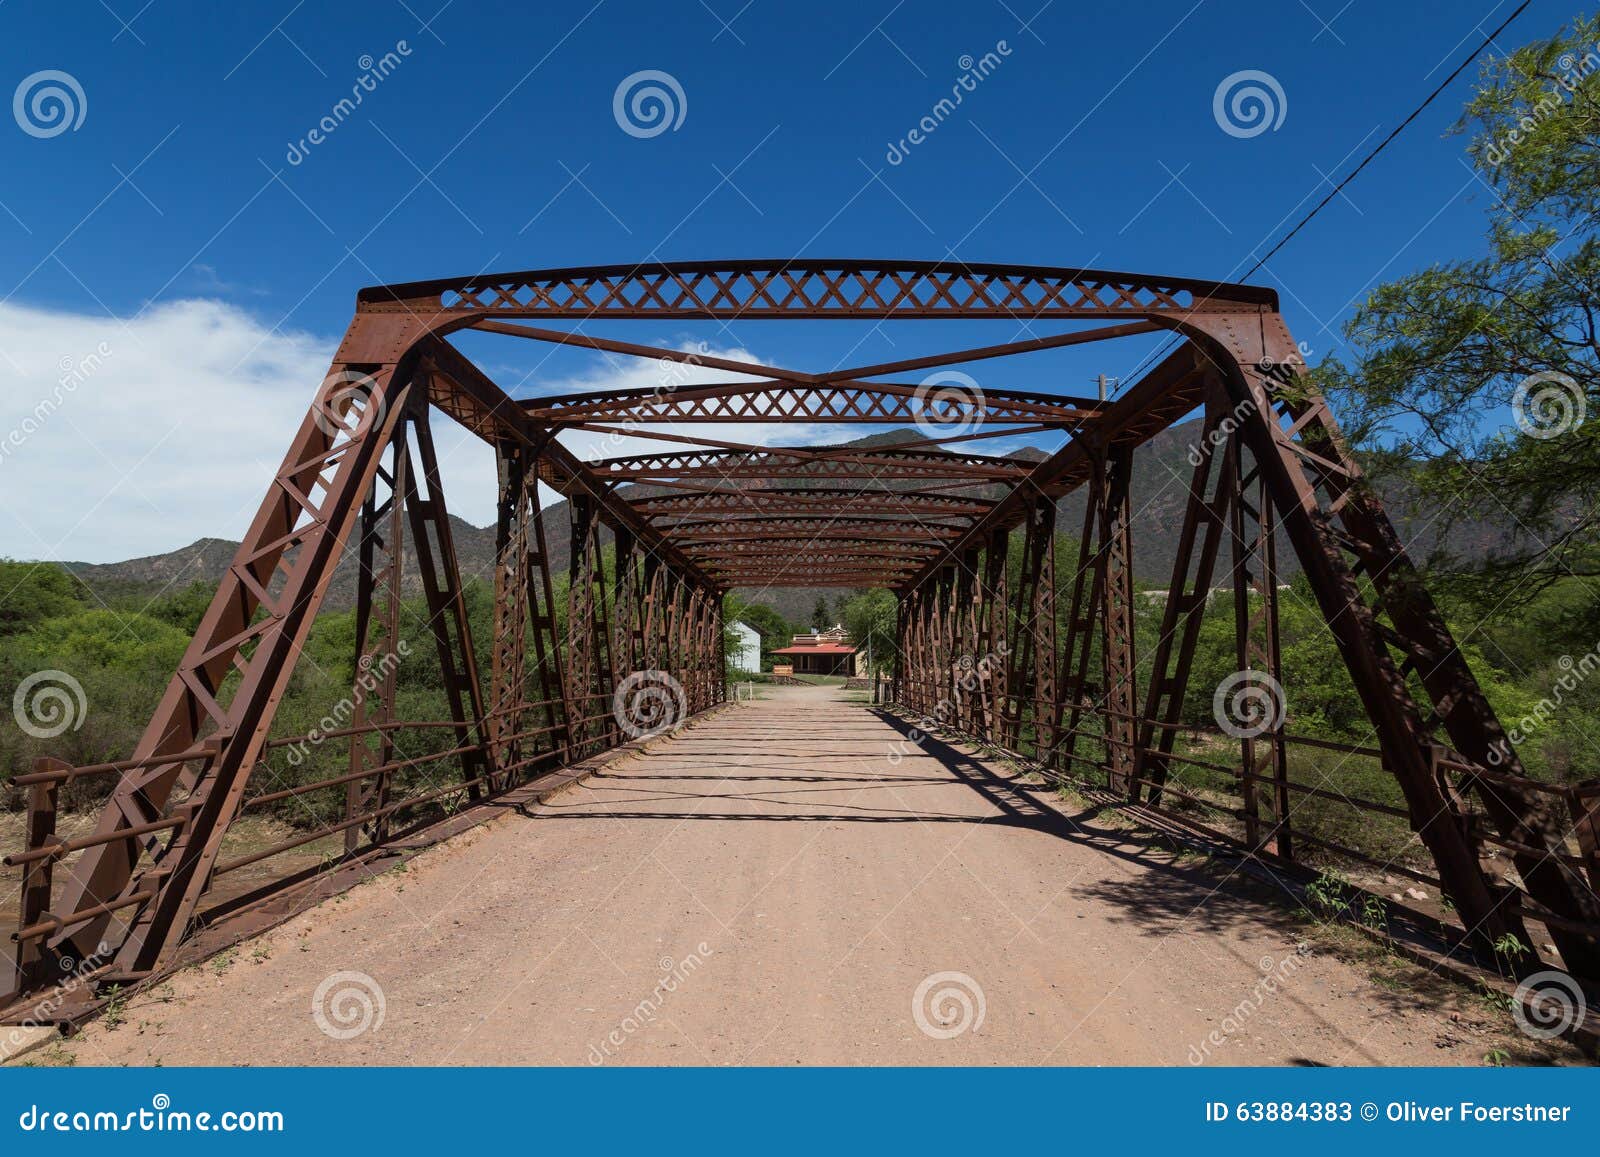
left=1475, top=979, right=1514, bottom=1015
left=1358, top=893, right=1387, bottom=931
left=1493, top=933, right=1530, bottom=961
left=251, top=944, right=272, bottom=964
left=210, top=948, right=237, bottom=976
left=101, top=985, right=126, bottom=1031
left=1304, top=868, right=1352, bottom=916
left=1483, top=1048, right=1510, bottom=1067
left=1303, top=868, right=1386, bottom=930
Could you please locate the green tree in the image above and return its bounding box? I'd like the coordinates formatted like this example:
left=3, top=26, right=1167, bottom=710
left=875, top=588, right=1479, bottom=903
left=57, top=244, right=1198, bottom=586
left=1318, top=12, right=1600, bottom=602
left=723, top=596, right=793, bottom=670
left=0, top=560, right=86, bottom=635
left=810, top=596, right=831, bottom=631
left=841, top=588, right=897, bottom=674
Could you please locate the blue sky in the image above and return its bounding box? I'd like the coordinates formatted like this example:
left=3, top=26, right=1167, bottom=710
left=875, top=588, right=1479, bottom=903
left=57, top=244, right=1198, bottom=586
left=0, top=0, right=1577, bottom=559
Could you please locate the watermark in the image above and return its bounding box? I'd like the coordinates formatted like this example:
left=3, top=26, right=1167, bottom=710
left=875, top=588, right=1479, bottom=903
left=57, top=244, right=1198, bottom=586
left=311, top=970, right=386, bottom=1040
left=613, top=669, right=687, bottom=739
left=0, top=342, right=113, bottom=469
left=587, top=944, right=713, bottom=1063
left=1256, top=343, right=1312, bottom=383
left=1511, top=970, right=1586, bottom=1040
left=1187, top=394, right=1259, bottom=468
left=910, top=370, right=986, bottom=441
left=1183, top=344, right=1312, bottom=467
left=582, top=342, right=709, bottom=463
left=1212, top=69, right=1286, bottom=139
left=1187, top=947, right=1310, bottom=1063
left=313, top=369, right=388, bottom=440
left=1212, top=669, right=1285, bottom=739
left=13, top=69, right=86, bottom=138
left=912, top=970, right=986, bottom=1039
left=1, top=941, right=112, bottom=1061
left=17, top=1094, right=283, bottom=1133
left=1483, top=41, right=1600, bottom=167
left=285, top=42, right=412, bottom=165
left=1488, top=638, right=1600, bottom=764
left=13, top=669, right=87, bottom=739
left=283, top=642, right=410, bottom=766
left=885, top=42, right=1012, bottom=164
left=1511, top=369, right=1585, bottom=440
left=613, top=70, right=686, bottom=138
left=886, top=641, right=1009, bottom=764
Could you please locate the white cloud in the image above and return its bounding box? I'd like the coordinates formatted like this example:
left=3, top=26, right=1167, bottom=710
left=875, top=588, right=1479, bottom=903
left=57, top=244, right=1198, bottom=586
left=1, top=298, right=334, bottom=563
left=0, top=299, right=855, bottom=563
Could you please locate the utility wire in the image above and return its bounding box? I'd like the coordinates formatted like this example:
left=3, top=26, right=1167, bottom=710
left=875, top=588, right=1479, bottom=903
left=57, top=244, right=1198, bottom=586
left=1104, top=1, right=1535, bottom=399
left=1242, top=0, right=1532, bottom=279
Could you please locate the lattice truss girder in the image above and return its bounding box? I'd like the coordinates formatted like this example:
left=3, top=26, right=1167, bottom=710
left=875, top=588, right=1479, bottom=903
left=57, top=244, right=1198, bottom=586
left=9, top=259, right=1598, bottom=1018
left=363, top=259, right=1277, bottom=319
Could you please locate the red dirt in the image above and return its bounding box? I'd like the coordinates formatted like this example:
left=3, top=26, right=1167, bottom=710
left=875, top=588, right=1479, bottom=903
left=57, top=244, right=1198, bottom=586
left=52, top=685, right=1573, bottom=1066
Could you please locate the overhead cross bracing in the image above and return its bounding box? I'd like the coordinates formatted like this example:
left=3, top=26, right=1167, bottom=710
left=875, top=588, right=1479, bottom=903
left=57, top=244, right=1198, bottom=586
left=6, top=259, right=1599, bottom=1028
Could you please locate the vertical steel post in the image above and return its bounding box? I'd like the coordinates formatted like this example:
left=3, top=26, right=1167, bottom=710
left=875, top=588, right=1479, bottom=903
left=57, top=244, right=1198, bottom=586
left=346, top=427, right=408, bottom=849
left=1100, top=446, right=1138, bottom=795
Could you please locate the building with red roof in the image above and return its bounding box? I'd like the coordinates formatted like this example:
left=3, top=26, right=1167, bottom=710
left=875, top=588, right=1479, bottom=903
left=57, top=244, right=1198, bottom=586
left=769, top=625, right=861, bottom=676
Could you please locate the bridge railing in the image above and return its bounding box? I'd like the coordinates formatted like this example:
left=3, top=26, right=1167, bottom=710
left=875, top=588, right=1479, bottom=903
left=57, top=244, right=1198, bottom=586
left=883, top=674, right=1600, bottom=959
left=2, top=691, right=629, bottom=1010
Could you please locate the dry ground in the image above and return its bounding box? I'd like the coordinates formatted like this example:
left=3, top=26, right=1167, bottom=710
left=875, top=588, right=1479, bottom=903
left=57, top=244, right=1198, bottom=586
left=29, top=684, right=1578, bottom=1066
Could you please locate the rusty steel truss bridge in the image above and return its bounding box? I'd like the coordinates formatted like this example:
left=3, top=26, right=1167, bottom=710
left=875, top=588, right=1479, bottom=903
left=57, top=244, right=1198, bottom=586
left=5, top=258, right=1600, bottom=1023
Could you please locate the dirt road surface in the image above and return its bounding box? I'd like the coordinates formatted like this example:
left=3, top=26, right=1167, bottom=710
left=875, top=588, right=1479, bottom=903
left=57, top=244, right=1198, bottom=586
left=51, top=684, right=1558, bottom=1066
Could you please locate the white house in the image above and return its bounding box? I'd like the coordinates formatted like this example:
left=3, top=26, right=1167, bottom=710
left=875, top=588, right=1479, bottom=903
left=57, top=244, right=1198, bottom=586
left=730, top=620, right=762, bottom=674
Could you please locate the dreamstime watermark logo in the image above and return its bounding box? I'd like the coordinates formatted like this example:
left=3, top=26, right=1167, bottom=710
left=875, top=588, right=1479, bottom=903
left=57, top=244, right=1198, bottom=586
left=1187, top=395, right=1259, bottom=468
left=1212, top=669, right=1285, bottom=739
left=1511, top=970, right=1586, bottom=1040
left=1511, top=370, right=1585, bottom=440
left=886, top=641, right=1009, bottom=764
left=613, top=669, right=688, bottom=739
left=583, top=342, right=709, bottom=463
left=16, top=1093, right=284, bottom=1134
left=1212, top=69, right=1286, bottom=139
left=13, top=670, right=87, bottom=739
left=613, top=70, right=686, bottom=138
left=1, top=341, right=112, bottom=469
left=314, top=369, right=387, bottom=441
left=1, top=941, right=112, bottom=1061
left=1183, top=344, right=1312, bottom=468
left=1187, top=947, right=1310, bottom=1064
left=13, top=69, right=86, bottom=138
left=588, top=944, right=713, bottom=1064
left=1483, top=40, right=1600, bottom=167
left=1489, top=638, right=1600, bottom=765
left=284, top=643, right=410, bottom=766
left=911, top=370, right=986, bottom=440
left=1256, top=343, right=1312, bottom=382
left=311, top=970, right=386, bottom=1040
left=885, top=41, right=1012, bottom=165
left=285, top=42, right=412, bottom=164
left=912, top=970, right=985, bottom=1039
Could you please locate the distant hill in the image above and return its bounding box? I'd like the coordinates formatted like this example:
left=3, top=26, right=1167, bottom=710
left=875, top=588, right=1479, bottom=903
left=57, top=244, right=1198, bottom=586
left=59, top=421, right=1519, bottom=627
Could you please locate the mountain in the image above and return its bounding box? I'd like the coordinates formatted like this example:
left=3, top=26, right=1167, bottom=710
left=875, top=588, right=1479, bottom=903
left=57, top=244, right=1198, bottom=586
left=58, top=422, right=1518, bottom=627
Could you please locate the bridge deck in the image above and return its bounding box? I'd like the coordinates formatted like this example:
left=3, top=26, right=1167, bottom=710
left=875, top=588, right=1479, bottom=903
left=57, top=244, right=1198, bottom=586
left=52, top=685, right=1539, bottom=1066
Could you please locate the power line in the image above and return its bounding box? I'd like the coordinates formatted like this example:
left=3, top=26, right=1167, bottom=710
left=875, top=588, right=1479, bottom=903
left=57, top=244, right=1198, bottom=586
left=1243, top=0, right=1532, bottom=279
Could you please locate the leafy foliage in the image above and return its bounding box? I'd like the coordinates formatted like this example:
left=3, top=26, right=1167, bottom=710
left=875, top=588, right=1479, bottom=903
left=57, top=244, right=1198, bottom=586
left=1318, top=12, right=1600, bottom=598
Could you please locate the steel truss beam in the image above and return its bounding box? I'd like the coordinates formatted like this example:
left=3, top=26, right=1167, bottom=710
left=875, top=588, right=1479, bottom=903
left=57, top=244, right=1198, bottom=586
left=594, top=446, right=1028, bottom=484
left=361, top=259, right=1275, bottom=318
left=526, top=379, right=1094, bottom=427
left=630, top=490, right=993, bottom=520
left=12, top=258, right=1597, bottom=1017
